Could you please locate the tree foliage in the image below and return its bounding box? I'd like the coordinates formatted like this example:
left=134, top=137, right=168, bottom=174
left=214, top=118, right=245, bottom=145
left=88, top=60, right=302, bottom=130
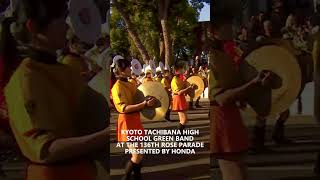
left=110, top=0, right=209, bottom=64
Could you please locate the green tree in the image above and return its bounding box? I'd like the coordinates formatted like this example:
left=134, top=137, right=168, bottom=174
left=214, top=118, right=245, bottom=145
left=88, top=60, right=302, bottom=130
left=110, top=9, right=130, bottom=57
left=111, top=0, right=208, bottom=65
left=112, top=0, right=151, bottom=64
left=169, top=1, right=199, bottom=62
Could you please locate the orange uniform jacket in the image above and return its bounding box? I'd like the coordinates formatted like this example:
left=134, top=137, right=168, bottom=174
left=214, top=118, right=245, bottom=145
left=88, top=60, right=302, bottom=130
left=111, top=79, right=144, bottom=142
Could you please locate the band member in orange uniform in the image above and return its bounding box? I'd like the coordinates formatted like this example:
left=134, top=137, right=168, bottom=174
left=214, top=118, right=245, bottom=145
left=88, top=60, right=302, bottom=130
left=112, top=58, right=156, bottom=180
left=208, top=17, right=272, bottom=180
left=142, top=68, right=154, bottom=83
left=0, top=17, right=21, bottom=142
left=0, top=17, right=22, bottom=178
left=4, top=1, right=109, bottom=179
left=171, top=63, right=194, bottom=131
left=154, top=68, right=163, bottom=82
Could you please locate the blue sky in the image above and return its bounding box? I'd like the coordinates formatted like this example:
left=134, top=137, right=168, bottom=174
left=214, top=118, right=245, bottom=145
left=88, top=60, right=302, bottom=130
left=199, top=3, right=210, bottom=22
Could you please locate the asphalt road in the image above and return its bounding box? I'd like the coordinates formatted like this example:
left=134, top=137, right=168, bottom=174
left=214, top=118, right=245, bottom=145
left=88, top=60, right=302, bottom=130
left=1, top=82, right=320, bottom=180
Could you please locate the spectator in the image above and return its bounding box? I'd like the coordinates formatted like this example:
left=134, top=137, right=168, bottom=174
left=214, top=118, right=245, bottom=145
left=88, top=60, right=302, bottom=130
left=237, top=26, right=249, bottom=52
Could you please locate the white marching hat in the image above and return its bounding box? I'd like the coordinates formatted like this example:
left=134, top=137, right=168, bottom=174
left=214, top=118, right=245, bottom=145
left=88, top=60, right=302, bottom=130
left=156, top=67, right=162, bottom=73
left=144, top=65, right=153, bottom=74
left=131, top=59, right=142, bottom=76
left=112, top=55, right=124, bottom=67
left=159, top=61, right=165, bottom=73
left=68, top=0, right=102, bottom=44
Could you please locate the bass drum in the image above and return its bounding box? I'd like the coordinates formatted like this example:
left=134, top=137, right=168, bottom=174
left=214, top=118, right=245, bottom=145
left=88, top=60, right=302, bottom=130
left=186, top=76, right=205, bottom=100
left=135, top=82, right=169, bottom=121
left=268, top=39, right=313, bottom=95
left=240, top=44, right=302, bottom=118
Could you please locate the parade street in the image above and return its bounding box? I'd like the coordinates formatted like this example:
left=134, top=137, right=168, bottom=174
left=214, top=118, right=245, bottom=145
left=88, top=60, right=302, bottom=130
left=110, top=83, right=320, bottom=180
left=110, top=100, right=211, bottom=180
left=0, top=84, right=319, bottom=179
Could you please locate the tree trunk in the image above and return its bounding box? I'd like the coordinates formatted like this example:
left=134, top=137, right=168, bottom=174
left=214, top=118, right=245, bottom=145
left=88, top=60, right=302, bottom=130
left=113, top=0, right=150, bottom=64
left=159, top=0, right=173, bottom=66
left=159, top=38, right=165, bottom=63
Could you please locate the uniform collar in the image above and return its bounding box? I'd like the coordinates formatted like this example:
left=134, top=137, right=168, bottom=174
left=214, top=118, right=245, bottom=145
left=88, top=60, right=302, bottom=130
left=119, top=77, right=128, bottom=82
left=24, top=47, right=58, bottom=64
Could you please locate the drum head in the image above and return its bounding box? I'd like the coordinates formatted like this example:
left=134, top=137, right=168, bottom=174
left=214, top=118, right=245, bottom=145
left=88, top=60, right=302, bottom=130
left=131, top=59, right=142, bottom=76
left=69, top=0, right=101, bottom=44
left=241, top=45, right=301, bottom=118
left=187, top=76, right=205, bottom=100
left=135, top=82, right=169, bottom=121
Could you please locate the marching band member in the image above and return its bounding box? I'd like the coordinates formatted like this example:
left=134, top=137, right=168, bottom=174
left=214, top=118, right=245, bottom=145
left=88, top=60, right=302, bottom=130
left=0, top=17, right=21, bottom=177
left=85, top=35, right=110, bottom=62
left=154, top=67, right=163, bottom=82
left=252, top=20, right=295, bottom=152
left=171, top=62, right=194, bottom=131
left=208, top=17, right=271, bottom=180
left=4, top=1, right=109, bottom=179
left=188, top=67, right=202, bottom=109
left=161, top=69, right=172, bottom=121
left=142, top=66, right=154, bottom=83
left=60, top=29, right=93, bottom=81
left=0, top=17, right=20, bottom=143
left=111, top=55, right=126, bottom=109
left=85, top=35, right=110, bottom=74
left=111, top=58, right=156, bottom=180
